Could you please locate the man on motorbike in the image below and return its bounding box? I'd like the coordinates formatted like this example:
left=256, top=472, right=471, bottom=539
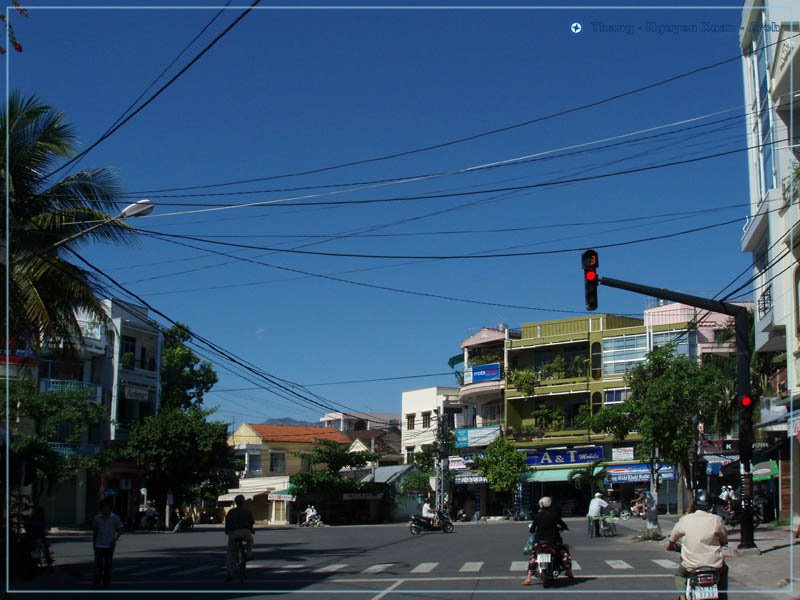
left=224, top=494, right=255, bottom=583
left=522, top=496, right=575, bottom=585
left=304, top=505, right=318, bottom=525
left=666, top=490, right=728, bottom=600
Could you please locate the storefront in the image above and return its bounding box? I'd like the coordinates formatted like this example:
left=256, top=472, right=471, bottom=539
left=605, top=463, right=678, bottom=513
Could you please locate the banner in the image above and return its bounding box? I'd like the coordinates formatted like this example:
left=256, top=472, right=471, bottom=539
left=524, top=446, right=603, bottom=467
left=612, top=447, right=634, bottom=461
left=455, top=426, right=501, bottom=449
left=606, top=463, right=676, bottom=483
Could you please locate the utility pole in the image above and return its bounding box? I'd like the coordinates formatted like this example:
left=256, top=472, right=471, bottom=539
left=434, top=408, right=450, bottom=513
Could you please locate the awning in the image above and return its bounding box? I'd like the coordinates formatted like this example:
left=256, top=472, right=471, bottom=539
left=522, top=468, right=576, bottom=483
left=752, top=460, right=779, bottom=482
left=605, top=464, right=676, bottom=483
left=704, top=455, right=736, bottom=476
left=218, top=492, right=258, bottom=503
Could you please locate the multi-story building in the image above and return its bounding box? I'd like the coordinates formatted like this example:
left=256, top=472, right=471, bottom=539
left=400, top=386, right=461, bottom=462
left=739, top=0, right=799, bottom=523
left=320, top=411, right=400, bottom=432
left=225, top=423, right=351, bottom=523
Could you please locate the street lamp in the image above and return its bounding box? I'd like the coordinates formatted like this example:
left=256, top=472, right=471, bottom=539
left=44, top=199, right=154, bottom=252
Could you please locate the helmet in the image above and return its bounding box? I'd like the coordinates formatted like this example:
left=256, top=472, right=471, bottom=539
left=539, top=496, right=552, bottom=508
left=693, top=490, right=711, bottom=510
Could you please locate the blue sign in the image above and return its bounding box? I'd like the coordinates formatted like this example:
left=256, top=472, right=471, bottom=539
left=470, top=363, right=502, bottom=383
left=524, top=446, right=603, bottom=467
left=455, top=429, right=469, bottom=448
left=606, top=463, right=676, bottom=483
left=454, top=426, right=501, bottom=448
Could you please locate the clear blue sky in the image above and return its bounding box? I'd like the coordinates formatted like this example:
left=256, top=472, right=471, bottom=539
left=8, top=1, right=755, bottom=429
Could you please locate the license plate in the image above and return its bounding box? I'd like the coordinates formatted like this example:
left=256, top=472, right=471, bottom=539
left=695, top=585, right=718, bottom=600
left=537, top=554, right=551, bottom=564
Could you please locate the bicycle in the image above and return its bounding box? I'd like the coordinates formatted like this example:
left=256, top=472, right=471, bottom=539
left=599, top=515, right=617, bottom=537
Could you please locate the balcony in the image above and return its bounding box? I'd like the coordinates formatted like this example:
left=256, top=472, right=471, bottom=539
left=48, top=442, right=101, bottom=457
left=40, top=379, right=102, bottom=402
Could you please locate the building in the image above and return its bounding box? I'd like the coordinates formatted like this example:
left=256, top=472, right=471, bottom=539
left=224, top=423, right=351, bottom=523
left=34, top=298, right=163, bottom=525
left=344, top=428, right=403, bottom=466
left=400, top=386, right=461, bottom=462
left=320, top=411, right=400, bottom=432
left=739, top=0, right=799, bottom=523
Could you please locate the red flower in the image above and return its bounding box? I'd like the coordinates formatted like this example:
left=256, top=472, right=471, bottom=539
left=13, top=41, right=22, bottom=52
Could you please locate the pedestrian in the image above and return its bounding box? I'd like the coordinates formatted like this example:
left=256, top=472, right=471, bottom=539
left=587, top=492, right=609, bottom=537
left=92, top=498, right=124, bottom=589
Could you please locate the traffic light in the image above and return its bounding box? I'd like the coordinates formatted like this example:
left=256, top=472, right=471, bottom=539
left=739, top=395, right=753, bottom=437
left=582, top=249, right=599, bottom=311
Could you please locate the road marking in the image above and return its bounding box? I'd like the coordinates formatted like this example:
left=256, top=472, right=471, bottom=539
left=315, top=563, right=348, bottom=573
left=605, top=560, right=634, bottom=569
left=652, top=559, right=679, bottom=569
left=570, top=560, right=582, bottom=571
left=370, top=578, right=405, bottom=600
left=182, top=564, right=219, bottom=576
left=280, top=564, right=305, bottom=569
left=459, top=561, right=483, bottom=572
left=363, top=563, right=394, bottom=573
left=336, top=574, right=675, bottom=583
left=410, top=562, right=438, bottom=573
left=509, top=561, right=528, bottom=571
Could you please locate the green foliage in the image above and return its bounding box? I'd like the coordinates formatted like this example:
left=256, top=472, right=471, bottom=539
left=2, top=91, right=135, bottom=348
left=160, top=323, right=218, bottom=410
left=568, top=461, right=607, bottom=505
left=288, top=470, right=363, bottom=495
left=470, top=352, right=501, bottom=366
left=412, top=444, right=437, bottom=473
left=530, top=403, right=565, bottom=432
left=566, top=355, right=589, bottom=378
left=549, top=354, right=566, bottom=379
left=7, top=379, right=109, bottom=505
left=122, top=406, right=233, bottom=506
left=399, top=469, right=432, bottom=494
left=509, top=369, right=539, bottom=397
left=121, top=352, right=135, bottom=369
left=298, top=438, right=381, bottom=474
left=476, top=435, right=527, bottom=494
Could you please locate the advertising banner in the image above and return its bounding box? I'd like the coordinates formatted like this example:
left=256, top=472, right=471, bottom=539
left=454, top=426, right=501, bottom=449
left=612, top=447, right=635, bottom=461
left=606, top=463, right=676, bottom=483
left=524, top=446, right=603, bottom=467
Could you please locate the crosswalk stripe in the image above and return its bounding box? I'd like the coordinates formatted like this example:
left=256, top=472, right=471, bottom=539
left=410, top=562, right=438, bottom=573
left=459, top=561, right=483, bottom=572
left=605, top=560, right=634, bottom=569
left=509, top=561, right=528, bottom=571
left=363, top=563, right=393, bottom=573
left=570, top=560, right=582, bottom=571
left=315, top=564, right=347, bottom=573
left=652, top=559, right=679, bottom=569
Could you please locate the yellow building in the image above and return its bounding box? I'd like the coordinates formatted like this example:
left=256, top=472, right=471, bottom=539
left=222, top=424, right=350, bottom=523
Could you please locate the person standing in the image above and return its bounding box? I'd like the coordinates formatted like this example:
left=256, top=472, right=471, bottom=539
left=92, top=499, right=124, bottom=589
left=587, top=492, right=609, bottom=537
left=224, top=494, right=255, bottom=582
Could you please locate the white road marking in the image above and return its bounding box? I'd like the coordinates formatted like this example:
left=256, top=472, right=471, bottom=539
left=605, top=559, right=634, bottom=569
left=570, top=560, right=582, bottom=571
left=410, top=562, right=438, bottom=573
left=652, top=559, right=679, bottom=569
left=336, top=574, right=675, bottom=583
left=459, top=561, right=484, bottom=572
left=315, top=563, right=348, bottom=573
left=509, top=561, right=528, bottom=571
left=363, top=563, right=394, bottom=573
left=370, top=578, right=405, bottom=600
left=280, top=564, right=305, bottom=569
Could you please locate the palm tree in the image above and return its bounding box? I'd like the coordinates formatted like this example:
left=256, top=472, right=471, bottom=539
left=2, top=91, right=135, bottom=349
left=568, top=460, right=607, bottom=512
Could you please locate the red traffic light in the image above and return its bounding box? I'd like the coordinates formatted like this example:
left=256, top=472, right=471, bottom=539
left=741, top=396, right=752, bottom=407
left=585, top=270, right=597, bottom=282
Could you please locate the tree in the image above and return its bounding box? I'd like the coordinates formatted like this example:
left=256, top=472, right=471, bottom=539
left=6, top=379, right=109, bottom=507
left=159, top=323, right=218, bottom=410
left=590, top=345, right=729, bottom=535
left=399, top=469, right=432, bottom=494
left=122, top=406, right=233, bottom=511
left=297, top=438, right=380, bottom=474
left=567, top=461, right=607, bottom=512
left=476, top=435, right=527, bottom=495
left=2, top=92, right=136, bottom=349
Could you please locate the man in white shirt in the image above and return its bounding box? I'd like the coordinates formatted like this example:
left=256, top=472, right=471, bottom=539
left=587, top=492, right=609, bottom=537
left=421, top=499, right=436, bottom=525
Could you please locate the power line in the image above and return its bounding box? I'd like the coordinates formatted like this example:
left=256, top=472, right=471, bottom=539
left=207, top=371, right=459, bottom=392
left=43, top=0, right=262, bottom=180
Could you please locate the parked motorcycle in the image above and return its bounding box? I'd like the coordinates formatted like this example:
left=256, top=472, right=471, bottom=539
left=409, top=510, right=454, bottom=535
left=530, top=541, right=572, bottom=588
left=299, top=514, right=323, bottom=528
left=173, top=515, right=194, bottom=533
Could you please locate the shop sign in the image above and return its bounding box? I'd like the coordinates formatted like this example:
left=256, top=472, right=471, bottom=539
left=606, top=464, right=675, bottom=483
left=463, top=363, right=501, bottom=385
left=448, top=456, right=469, bottom=471
left=268, top=492, right=296, bottom=501
left=524, top=446, right=603, bottom=467
left=124, top=386, right=149, bottom=401
left=342, top=493, right=383, bottom=500
left=454, top=474, right=488, bottom=484
left=612, top=447, right=634, bottom=461
left=455, top=426, right=501, bottom=448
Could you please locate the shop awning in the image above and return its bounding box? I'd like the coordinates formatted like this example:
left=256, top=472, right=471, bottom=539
left=704, top=455, right=736, bottom=476
left=218, top=492, right=259, bottom=503
left=605, top=464, right=675, bottom=483
left=752, top=460, right=779, bottom=482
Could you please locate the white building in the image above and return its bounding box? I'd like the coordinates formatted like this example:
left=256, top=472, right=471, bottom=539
left=739, top=0, right=799, bottom=525
left=401, top=386, right=461, bottom=462
left=320, top=411, right=400, bottom=432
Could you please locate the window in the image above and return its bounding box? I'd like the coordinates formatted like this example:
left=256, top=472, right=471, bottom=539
left=121, top=335, right=136, bottom=358
left=591, top=392, right=603, bottom=414
left=603, top=334, right=647, bottom=375
left=604, top=388, right=630, bottom=406
left=405, top=446, right=416, bottom=463
left=270, top=453, right=286, bottom=473
left=591, top=342, right=602, bottom=379
left=422, top=411, right=432, bottom=428
left=406, top=413, right=416, bottom=430
left=653, top=330, right=697, bottom=357
left=273, top=499, right=286, bottom=522
left=248, top=454, right=262, bottom=473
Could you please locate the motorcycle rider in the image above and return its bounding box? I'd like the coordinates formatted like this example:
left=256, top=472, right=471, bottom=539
left=522, top=496, right=575, bottom=585
left=224, top=494, right=255, bottom=583
left=303, top=505, right=318, bottom=526
left=666, top=490, right=728, bottom=600
left=422, top=498, right=437, bottom=526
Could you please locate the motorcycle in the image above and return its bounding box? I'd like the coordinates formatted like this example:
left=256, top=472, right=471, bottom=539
left=299, top=514, right=323, bottom=528
left=140, top=512, right=164, bottom=531
left=714, top=501, right=761, bottom=529
left=530, top=540, right=572, bottom=588
left=173, top=515, right=194, bottom=532
left=409, top=510, right=454, bottom=535
left=684, top=566, right=721, bottom=600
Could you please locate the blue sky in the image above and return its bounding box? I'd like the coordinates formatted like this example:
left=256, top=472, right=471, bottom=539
left=8, top=1, right=757, bottom=428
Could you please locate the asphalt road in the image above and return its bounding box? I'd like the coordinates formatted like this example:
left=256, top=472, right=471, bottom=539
left=9, top=516, right=795, bottom=599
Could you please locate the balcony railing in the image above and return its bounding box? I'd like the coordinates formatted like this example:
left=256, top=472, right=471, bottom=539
left=40, top=379, right=102, bottom=399
left=757, top=286, right=773, bottom=320
left=48, top=442, right=100, bottom=457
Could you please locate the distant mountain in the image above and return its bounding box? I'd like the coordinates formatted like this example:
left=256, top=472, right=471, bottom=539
left=261, top=417, right=322, bottom=427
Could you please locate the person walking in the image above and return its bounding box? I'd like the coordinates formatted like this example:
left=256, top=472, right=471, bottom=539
left=587, top=492, right=609, bottom=537
left=224, top=494, right=255, bottom=582
left=92, top=499, right=124, bottom=589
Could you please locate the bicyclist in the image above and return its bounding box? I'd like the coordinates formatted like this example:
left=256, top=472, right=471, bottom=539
left=224, top=494, right=255, bottom=582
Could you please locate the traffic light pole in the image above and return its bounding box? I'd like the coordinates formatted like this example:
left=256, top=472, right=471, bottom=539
left=599, top=276, right=757, bottom=550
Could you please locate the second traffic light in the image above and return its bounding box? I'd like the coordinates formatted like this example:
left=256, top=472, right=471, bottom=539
left=582, top=249, right=599, bottom=311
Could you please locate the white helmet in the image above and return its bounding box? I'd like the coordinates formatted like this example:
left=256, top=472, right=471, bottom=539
left=538, top=496, right=552, bottom=508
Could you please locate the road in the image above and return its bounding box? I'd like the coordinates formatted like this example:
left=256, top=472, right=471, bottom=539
left=10, top=516, right=795, bottom=599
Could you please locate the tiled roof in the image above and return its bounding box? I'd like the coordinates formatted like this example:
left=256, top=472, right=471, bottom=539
left=248, top=424, right=350, bottom=444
